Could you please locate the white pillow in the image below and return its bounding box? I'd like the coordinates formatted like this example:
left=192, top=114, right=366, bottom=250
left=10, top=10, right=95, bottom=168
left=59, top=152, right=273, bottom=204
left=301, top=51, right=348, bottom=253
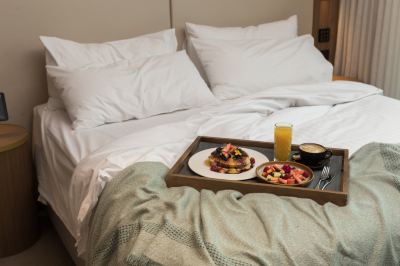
left=41, top=29, right=178, bottom=109
left=185, top=16, right=298, bottom=81
left=191, top=35, right=333, bottom=100
left=46, top=51, right=218, bottom=129
left=186, top=15, right=298, bottom=40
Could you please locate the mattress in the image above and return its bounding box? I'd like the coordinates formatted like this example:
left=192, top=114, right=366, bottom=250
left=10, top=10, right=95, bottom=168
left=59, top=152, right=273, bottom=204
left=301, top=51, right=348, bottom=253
left=32, top=104, right=204, bottom=241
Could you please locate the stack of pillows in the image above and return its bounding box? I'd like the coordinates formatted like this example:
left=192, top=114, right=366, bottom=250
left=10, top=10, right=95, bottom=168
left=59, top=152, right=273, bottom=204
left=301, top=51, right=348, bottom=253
left=41, top=29, right=217, bottom=129
left=42, top=15, right=333, bottom=130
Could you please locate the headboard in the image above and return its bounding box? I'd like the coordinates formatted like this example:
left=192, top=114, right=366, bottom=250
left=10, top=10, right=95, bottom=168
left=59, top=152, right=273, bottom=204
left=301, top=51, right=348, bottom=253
left=172, top=0, right=313, bottom=48
left=0, top=0, right=313, bottom=129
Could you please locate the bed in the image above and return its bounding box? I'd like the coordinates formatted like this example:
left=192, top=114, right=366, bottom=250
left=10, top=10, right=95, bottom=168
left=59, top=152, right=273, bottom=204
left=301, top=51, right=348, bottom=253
left=34, top=82, right=400, bottom=264
left=32, top=1, right=400, bottom=265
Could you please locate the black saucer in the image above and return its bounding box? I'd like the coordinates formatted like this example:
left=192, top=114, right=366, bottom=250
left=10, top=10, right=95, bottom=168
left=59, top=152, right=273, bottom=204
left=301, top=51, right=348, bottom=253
left=291, top=152, right=328, bottom=170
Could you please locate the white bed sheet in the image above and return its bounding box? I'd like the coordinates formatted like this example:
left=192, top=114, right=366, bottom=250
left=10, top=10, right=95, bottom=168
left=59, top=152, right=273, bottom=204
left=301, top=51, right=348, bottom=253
left=33, top=104, right=204, bottom=239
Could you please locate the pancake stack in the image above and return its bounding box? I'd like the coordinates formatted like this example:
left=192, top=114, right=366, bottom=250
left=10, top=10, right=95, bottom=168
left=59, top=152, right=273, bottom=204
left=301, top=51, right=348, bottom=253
left=209, top=143, right=255, bottom=174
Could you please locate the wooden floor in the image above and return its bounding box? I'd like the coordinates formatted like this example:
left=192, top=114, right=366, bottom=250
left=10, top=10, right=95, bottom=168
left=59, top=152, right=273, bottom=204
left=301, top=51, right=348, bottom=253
left=0, top=214, right=74, bottom=266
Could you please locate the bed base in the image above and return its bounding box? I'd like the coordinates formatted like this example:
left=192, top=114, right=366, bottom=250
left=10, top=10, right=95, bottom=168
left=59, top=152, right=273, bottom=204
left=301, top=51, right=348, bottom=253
left=47, top=207, right=85, bottom=266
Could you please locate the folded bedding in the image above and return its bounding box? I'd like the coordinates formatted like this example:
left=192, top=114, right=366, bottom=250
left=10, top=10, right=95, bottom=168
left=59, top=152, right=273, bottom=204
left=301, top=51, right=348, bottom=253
left=88, top=143, right=400, bottom=265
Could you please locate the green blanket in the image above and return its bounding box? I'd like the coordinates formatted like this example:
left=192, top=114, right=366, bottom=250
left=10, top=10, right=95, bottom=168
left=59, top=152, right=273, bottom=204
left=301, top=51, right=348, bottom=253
left=87, top=143, right=400, bottom=265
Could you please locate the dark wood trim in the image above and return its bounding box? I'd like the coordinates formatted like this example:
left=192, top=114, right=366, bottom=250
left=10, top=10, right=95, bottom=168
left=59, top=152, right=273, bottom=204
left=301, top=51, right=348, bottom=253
left=313, top=0, right=340, bottom=64
left=333, top=75, right=359, bottom=82
left=329, top=0, right=340, bottom=64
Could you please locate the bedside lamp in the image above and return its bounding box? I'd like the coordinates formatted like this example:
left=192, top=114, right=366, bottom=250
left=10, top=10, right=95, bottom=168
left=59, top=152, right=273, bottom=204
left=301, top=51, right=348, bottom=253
left=0, top=92, right=8, bottom=121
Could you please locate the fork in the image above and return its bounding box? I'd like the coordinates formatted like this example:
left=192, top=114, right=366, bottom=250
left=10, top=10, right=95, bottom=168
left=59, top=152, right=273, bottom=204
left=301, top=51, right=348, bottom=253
left=314, top=166, right=330, bottom=189
left=321, top=174, right=337, bottom=190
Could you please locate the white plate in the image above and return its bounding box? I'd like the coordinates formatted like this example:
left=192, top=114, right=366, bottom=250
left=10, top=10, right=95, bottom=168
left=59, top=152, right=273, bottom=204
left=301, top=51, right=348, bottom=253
left=188, top=148, right=269, bottom=180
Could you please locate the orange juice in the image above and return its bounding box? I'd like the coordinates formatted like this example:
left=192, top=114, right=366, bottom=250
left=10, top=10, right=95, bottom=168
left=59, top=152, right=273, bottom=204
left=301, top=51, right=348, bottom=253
left=274, top=123, right=293, bottom=161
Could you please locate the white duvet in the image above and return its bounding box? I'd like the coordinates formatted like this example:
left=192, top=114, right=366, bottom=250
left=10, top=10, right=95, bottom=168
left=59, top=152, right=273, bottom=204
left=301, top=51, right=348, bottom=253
left=60, top=81, right=400, bottom=255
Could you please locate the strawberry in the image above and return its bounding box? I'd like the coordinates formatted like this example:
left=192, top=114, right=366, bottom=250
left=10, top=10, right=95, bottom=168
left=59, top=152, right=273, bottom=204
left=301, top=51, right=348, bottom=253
left=293, top=169, right=304, bottom=175
left=279, top=178, right=288, bottom=184
left=224, top=143, right=232, bottom=152
left=294, top=175, right=302, bottom=184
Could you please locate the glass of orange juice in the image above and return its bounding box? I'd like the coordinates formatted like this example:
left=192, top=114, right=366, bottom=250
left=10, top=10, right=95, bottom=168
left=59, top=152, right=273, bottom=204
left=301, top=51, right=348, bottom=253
left=274, top=123, right=293, bottom=161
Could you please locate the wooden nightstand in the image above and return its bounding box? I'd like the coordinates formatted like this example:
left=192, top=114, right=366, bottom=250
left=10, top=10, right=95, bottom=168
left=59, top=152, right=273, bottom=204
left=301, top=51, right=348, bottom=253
left=0, top=124, right=39, bottom=257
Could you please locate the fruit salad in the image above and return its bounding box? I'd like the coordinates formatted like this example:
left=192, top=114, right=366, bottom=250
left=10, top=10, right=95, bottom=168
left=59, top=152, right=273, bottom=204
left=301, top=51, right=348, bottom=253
left=261, top=164, right=310, bottom=185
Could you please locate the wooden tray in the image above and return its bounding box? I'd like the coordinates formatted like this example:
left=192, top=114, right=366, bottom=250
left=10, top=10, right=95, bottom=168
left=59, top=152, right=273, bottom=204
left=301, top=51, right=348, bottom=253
left=166, top=136, right=349, bottom=206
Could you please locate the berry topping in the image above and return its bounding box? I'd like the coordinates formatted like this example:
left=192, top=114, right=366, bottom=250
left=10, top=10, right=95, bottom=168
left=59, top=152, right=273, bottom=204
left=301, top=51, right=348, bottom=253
left=282, top=165, right=292, bottom=173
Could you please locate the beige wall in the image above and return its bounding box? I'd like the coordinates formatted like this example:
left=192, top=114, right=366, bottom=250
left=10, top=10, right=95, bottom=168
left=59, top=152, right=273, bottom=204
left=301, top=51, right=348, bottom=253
left=0, top=0, right=170, bottom=129
left=172, top=0, right=313, bottom=48
left=0, top=0, right=313, bottom=130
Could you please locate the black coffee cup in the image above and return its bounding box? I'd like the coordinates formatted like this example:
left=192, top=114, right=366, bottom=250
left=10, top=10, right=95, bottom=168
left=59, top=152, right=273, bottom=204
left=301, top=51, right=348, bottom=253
left=298, top=143, right=332, bottom=164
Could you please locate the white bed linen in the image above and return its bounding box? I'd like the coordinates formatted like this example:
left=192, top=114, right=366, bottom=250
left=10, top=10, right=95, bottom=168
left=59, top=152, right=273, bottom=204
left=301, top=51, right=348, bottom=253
left=34, top=81, right=400, bottom=256
left=33, top=104, right=204, bottom=239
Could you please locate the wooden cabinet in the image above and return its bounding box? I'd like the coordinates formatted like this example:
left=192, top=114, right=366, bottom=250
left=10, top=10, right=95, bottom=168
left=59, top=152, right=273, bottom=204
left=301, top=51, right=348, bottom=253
left=312, top=0, right=340, bottom=64
left=0, top=124, right=39, bottom=257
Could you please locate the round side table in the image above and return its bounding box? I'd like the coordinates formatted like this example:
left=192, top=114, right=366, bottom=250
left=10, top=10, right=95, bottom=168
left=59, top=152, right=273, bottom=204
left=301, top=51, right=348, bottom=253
left=0, top=124, right=39, bottom=257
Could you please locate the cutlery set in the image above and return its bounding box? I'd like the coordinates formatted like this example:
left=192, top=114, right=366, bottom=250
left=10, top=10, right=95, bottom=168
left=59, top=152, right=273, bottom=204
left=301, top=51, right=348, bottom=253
left=315, top=166, right=336, bottom=190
